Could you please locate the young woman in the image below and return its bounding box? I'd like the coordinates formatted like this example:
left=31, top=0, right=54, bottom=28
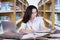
left=17, top=5, right=49, bottom=34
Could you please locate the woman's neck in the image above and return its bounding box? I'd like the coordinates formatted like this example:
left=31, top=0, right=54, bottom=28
left=30, top=18, right=35, bottom=23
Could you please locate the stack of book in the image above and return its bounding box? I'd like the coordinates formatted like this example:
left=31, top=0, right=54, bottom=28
left=55, top=21, right=60, bottom=30
left=55, top=0, right=60, bottom=10
left=50, top=0, right=60, bottom=11
left=55, top=21, right=60, bottom=27
left=0, top=16, right=10, bottom=21
left=16, top=13, right=21, bottom=21
left=16, top=0, right=22, bottom=10
left=1, top=2, right=13, bottom=11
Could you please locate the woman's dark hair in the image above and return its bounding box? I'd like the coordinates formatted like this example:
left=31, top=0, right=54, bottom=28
left=22, top=5, right=38, bottom=23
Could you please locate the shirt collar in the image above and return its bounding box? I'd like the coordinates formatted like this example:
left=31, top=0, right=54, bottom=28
left=28, top=17, right=36, bottom=23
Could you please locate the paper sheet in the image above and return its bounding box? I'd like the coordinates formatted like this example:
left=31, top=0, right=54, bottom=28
left=50, top=33, right=60, bottom=37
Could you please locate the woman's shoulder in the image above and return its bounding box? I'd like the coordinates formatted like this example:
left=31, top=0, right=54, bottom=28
left=21, top=22, right=26, bottom=25
left=36, top=16, right=43, bottom=19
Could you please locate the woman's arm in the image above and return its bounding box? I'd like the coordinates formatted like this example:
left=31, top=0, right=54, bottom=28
left=17, top=23, right=33, bottom=34
left=39, top=17, right=49, bottom=30
left=19, top=29, right=32, bottom=34
left=20, top=26, right=34, bottom=34
left=40, top=25, right=49, bottom=30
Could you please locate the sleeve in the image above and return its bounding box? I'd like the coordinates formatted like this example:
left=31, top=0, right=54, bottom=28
left=39, top=17, right=45, bottom=27
left=17, top=23, right=26, bottom=33
left=39, top=17, right=51, bottom=31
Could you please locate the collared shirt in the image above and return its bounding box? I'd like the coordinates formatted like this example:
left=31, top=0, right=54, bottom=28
left=17, top=16, right=45, bottom=32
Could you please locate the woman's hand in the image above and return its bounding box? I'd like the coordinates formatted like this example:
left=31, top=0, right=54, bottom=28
left=19, top=29, right=30, bottom=34
left=19, top=29, right=34, bottom=34
left=19, top=26, right=34, bottom=34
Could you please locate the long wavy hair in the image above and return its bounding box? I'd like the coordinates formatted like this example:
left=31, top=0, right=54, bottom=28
left=22, top=5, right=38, bottom=23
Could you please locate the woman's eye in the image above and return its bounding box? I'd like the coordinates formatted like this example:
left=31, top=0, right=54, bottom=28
left=32, top=12, right=37, bottom=14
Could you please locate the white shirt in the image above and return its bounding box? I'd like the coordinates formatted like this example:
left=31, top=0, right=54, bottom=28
left=17, top=16, right=45, bottom=32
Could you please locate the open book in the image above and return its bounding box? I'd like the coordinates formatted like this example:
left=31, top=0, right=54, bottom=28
left=22, top=33, right=49, bottom=39
left=21, top=29, right=51, bottom=39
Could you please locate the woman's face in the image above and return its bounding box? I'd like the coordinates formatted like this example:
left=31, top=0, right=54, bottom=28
left=30, top=8, right=37, bottom=19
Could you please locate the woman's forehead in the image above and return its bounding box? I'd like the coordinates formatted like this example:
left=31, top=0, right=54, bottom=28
left=32, top=9, right=37, bottom=12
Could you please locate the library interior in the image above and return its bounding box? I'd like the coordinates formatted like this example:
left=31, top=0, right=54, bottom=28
left=0, top=0, right=60, bottom=40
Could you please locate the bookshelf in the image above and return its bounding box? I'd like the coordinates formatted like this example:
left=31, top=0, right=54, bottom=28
left=38, top=1, right=44, bottom=17
left=0, top=0, right=28, bottom=27
left=16, top=0, right=28, bottom=27
left=38, top=0, right=55, bottom=29
left=0, top=0, right=16, bottom=25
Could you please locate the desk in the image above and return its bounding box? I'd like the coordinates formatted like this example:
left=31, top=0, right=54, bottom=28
left=21, top=32, right=60, bottom=40
left=43, top=33, right=60, bottom=40
left=0, top=32, right=50, bottom=40
left=0, top=32, right=23, bottom=40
